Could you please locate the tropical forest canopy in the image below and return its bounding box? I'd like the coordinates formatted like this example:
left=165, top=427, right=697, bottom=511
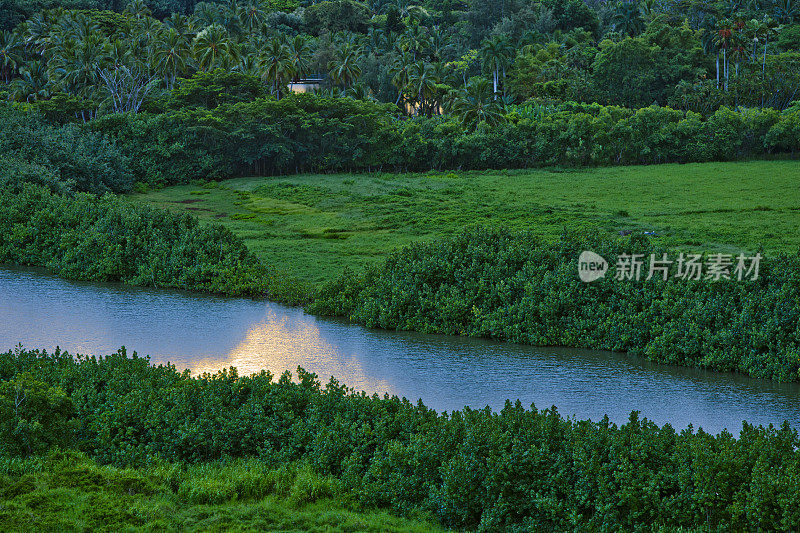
left=0, top=0, right=798, bottom=125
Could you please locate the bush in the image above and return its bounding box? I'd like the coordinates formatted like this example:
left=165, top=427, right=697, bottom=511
left=0, top=184, right=304, bottom=301
left=0, top=104, right=132, bottom=194
left=311, top=226, right=800, bottom=382
left=0, top=373, right=76, bottom=456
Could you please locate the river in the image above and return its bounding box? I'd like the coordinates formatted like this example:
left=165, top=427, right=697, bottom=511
left=2, top=265, right=799, bottom=435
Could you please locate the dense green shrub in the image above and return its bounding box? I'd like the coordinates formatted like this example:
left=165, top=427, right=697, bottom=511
left=89, top=93, right=401, bottom=184
left=87, top=95, right=800, bottom=186
left=0, top=372, right=76, bottom=456
left=0, top=104, right=132, bottom=193
left=311, top=226, right=800, bottom=382
left=0, top=184, right=304, bottom=301
left=2, top=346, right=800, bottom=531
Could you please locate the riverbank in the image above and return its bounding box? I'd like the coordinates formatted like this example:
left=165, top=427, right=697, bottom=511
left=2, top=347, right=800, bottom=531
left=7, top=265, right=800, bottom=434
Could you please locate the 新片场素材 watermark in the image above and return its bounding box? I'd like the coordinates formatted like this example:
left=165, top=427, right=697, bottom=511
left=578, top=251, right=761, bottom=282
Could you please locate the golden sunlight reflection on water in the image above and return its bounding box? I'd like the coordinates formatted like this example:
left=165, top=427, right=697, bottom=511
left=187, top=309, right=393, bottom=394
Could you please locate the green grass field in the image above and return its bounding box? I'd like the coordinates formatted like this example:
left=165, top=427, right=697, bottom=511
left=0, top=453, right=445, bottom=532
left=131, top=161, right=800, bottom=286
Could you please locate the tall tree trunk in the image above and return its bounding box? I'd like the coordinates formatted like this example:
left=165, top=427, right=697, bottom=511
left=716, top=52, right=720, bottom=88
left=724, top=48, right=728, bottom=91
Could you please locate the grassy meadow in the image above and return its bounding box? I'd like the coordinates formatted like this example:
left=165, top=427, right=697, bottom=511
left=131, top=161, right=800, bottom=287
left=0, top=453, right=446, bottom=532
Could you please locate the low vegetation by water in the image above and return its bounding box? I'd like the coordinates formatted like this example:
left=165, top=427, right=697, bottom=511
left=132, top=160, right=800, bottom=287
left=0, top=184, right=304, bottom=302
left=3, top=347, right=800, bottom=531
left=311, top=226, right=800, bottom=381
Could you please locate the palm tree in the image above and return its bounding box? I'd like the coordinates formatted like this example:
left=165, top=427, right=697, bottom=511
left=192, top=25, right=237, bottom=72
left=165, top=13, right=196, bottom=43
left=328, top=42, right=362, bottom=89
left=124, top=0, right=152, bottom=19
left=399, top=23, right=426, bottom=60
left=407, top=61, right=437, bottom=115
left=428, top=26, right=451, bottom=61
left=713, top=19, right=733, bottom=90
left=237, top=2, right=266, bottom=34
left=9, top=60, right=50, bottom=101
left=345, top=82, right=375, bottom=101
left=479, top=35, right=513, bottom=98
left=286, top=35, right=313, bottom=90
left=729, top=18, right=749, bottom=80
left=611, top=2, right=645, bottom=36
left=153, top=29, right=191, bottom=88
left=22, top=11, right=56, bottom=55
left=259, top=37, right=291, bottom=97
left=775, top=0, right=800, bottom=24
left=49, top=32, right=109, bottom=98
left=756, top=16, right=780, bottom=73
left=194, top=2, right=226, bottom=29
left=389, top=50, right=414, bottom=106
left=0, top=30, right=22, bottom=83
left=450, top=77, right=506, bottom=130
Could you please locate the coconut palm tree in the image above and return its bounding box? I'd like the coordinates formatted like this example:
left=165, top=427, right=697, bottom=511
left=124, top=0, right=152, bottom=19
left=22, top=11, right=56, bottom=55
left=328, top=42, right=362, bottom=89
left=611, top=2, right=645, bottom=36
left=259, top=37, right=291, bottom=97
left=479, top=34, right=513, bottom=98
left=237, top=2, right=266, bottom=34
left=407, top=61, right=437, bottom=115
left=450, top=77, right=506, bottom=130
left=0, top=30, right=22, bottom=83
left=9, top=60, right=50, bottom=101
left=49, top=32, right=109, bottom=98
left=193, top=25, right=238, bottom=72
left=153, top=29, right=192, bottom=88
left=286, top=35, right=313, bottom=90
left=389, top=49, right=414, bottom=105
left=165, top=13, right=197, bottom=43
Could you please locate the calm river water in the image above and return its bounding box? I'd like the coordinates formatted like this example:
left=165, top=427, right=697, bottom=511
left=2, top=266, right=799, bottom=435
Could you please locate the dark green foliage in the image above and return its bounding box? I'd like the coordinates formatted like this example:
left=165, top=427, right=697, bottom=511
left=0, top=104, right=132, bottom=194
left=0, top=373, right=76, bottom=456
left=3, top=347, right=800, bottom=531
left=90, top=93, right=402, bottom=184
left=90, top=93, right=800, bottom=186
left=0, top=184, right=303, bottom=300
left=304, top=0, right=370, bottom=35
left=151, top=69, right=269, bottom=112
left=312, top=226, right=800, bottom=382
left=544, top=0, right=600, bottom=35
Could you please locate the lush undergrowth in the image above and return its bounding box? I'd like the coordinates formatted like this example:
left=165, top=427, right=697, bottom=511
left=312, top=226, right=800, bottom=382
left=2, top=347, right=800, bottom=531
left=132, top=160, right=800, bottom=287
left=0, top=452, right=444, bottom=532
left=0, top=184, right=306, bottom=303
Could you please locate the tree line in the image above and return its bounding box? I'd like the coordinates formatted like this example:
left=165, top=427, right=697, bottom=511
left=0, top=0, right=798, bottom=125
